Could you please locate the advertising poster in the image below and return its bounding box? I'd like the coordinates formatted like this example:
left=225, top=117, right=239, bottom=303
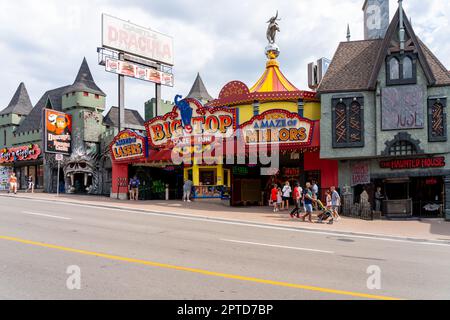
left=110, top=130, right=147, bottom=162
left=105, top=58, right=174, bottom=87
left=44, top=109, right=72, bottom=155
left=0, top=166, right=13, bottom=191
left=351, top=161, right=371, bottom=186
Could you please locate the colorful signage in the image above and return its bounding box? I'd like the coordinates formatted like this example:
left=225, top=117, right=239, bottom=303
left=240, top=110, right=314, bottom=147
left=0, top=144, right=41, bottom=164
left=102, top=14, right=174, bottom=66
left=44, top=109, right=72, bottom=155
left=351, top=161, right=371, bottom=186
left=0, top=166, right=13, bottom=190
left=145, top=97, right=235, bottom=149
left=110, top=130, right=147, bottom=162
left=105, top=57, right=174, bottom=87
left=380, top=157, right=446, bottom=170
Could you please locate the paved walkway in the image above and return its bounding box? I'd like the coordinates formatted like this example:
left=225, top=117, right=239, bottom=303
left=1, top=191, right=450, bottom=242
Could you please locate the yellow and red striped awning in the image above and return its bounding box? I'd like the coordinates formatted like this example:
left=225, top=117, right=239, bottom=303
left=250, top=59, right=299, bottom=93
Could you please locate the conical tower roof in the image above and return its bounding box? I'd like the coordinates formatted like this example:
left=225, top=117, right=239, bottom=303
left=250, top=59, right=299, bottom=93
left=63, top=57, right=106, bottom=96
left=0, top=82, right=33, bottom=116
left=186, top=73, right=214, bottom=102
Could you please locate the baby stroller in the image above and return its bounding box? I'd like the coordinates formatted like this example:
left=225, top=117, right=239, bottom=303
left=316, top=200, right=334, bottom=224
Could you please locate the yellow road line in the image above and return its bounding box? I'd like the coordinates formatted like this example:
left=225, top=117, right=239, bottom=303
left=0, top=235, right=401, bottom=300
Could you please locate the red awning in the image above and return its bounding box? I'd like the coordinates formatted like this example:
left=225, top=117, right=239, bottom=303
left=147, top=149, right=174, bottom=163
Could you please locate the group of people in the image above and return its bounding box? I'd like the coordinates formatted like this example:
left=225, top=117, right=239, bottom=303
left=270, top=180, right=341, bottom=224
left=6, top=173, right=34, bottom=194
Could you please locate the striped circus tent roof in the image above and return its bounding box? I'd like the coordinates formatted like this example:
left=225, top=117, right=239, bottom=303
left=250, top=59, right=299, bottom=93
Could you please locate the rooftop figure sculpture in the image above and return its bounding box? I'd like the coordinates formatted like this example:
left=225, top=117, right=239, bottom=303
left=266, top=11, right=281, bottom=44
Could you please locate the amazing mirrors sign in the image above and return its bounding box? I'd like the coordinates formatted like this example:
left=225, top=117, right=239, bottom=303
left=0, top=144, right=41, bottom=164
left=43, top=109, right=72, bottom=155
left=240, top=110, right=315, bottom=148
left=110, top=130, right=147, bottom=162
left=145, top=97, right=235, bottom=149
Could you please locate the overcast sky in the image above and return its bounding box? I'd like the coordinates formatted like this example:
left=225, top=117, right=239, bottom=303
left=1, top=0, right=449, bottom=118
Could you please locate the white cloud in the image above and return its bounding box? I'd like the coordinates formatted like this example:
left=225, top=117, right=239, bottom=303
left=0, top=0, right=449, bottom=118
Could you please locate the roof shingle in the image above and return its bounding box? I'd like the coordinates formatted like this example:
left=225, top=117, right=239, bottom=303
left=103, top=107, right=145, bottom=128
left=0, top=82, right=33, bottom=116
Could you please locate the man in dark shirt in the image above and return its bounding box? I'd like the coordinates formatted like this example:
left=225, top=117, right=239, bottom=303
left=301, top=182, right=314, bottom=223
left=129, top=176, right=140, bottom=201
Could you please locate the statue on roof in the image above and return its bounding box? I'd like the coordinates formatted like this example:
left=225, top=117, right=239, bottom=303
left=266, top=11, right=280, bottom=44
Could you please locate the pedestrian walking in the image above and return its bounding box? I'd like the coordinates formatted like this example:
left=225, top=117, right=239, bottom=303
left=330, top=186, right=341, bottom=221
left=183, top=178, right=193, bottom=202
left=270, top=184, right=279, bottom=212
left=311, top=180, right=319, bottom=210
left=281, top=181, right=292, bottom=211
left=128, top=176, right=140, bottom=201
left=9, top=173, right=18, bottom=195
left=290, top=183, right=303, bottom=218
left=300, top=182, right=314, bottom=223
left=277, top=187, right=283, bottom=211
left=26, top=175, right=34, bottom=193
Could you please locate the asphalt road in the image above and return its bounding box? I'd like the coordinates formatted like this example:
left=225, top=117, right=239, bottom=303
left=0, top=195, right=449, bottom=300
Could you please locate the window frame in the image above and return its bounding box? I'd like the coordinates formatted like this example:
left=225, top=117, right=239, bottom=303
left=386, top=53, right=417, bottom=86
left=331, top=96, right=365, bottom=148
left=428, top=97, right=447, bottom=142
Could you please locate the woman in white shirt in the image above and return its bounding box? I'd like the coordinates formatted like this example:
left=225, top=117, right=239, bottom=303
left=281, top=181, right=292, bottom=211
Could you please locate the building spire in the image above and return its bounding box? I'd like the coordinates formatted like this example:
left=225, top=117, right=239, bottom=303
left=399, top=0, right=405, bottom=52
left=346, top=24, right=351, bottom=42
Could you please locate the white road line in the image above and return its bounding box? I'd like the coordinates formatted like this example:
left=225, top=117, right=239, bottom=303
left=21, top=211, right=72, bottom=220
left=7, top=197, right=450, bottom=247
left=221, top=239, right=334, bottom=254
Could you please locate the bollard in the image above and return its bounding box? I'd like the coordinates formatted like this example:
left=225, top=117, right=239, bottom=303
left=165, top=184, right=169, bottom=201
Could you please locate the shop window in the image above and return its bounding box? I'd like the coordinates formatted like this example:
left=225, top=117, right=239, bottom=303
left=428, top=97, right=447, bottom=142
left=332, top=97, right=364, bottom=148
left=386, top=53, right=417, bottom=86
left=199, top=169, right=216, bottom=186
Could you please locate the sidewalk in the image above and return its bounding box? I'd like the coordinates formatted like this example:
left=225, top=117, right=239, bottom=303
left=2, top=191, right=450, bottom=242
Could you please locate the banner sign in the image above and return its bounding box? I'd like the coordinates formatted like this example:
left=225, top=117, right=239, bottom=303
left=44, top=109, right=72, bottom=155
left=240, top=110, right=314, bottom=147
left=145, top=98, right=235, bottom=149
left=102, top=14, right=174, bottom=66
left=105, top=57, right=174, bottom=87
left=0, top=166, right=13, bottom=190
left=381, top=85, right=425, bottom=130
left=110, top=130, right=147, bottom=162
left=380, top=157, right=446, bottom=170
left=351, top=161, right=371, bottom=186
left=0, top=144, right=41, bottom=164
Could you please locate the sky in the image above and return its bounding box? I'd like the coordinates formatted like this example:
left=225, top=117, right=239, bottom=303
left=1, top=0, right=449, bottom=118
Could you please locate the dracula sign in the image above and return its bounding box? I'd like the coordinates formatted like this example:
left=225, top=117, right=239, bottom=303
left=110, top=130, right=147, bottom=162
left=43, top=109, right=72, bottom=155
left=145, top=96, right=235, bottom=149
left=240, top=110, right=315, bottom=147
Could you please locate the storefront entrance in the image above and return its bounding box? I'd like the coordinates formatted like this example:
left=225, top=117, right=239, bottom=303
left=130, top=165, right=184, bottom=200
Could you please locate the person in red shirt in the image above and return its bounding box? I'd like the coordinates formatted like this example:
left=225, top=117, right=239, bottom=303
left=270, top=184, right=279, bottom=212
left=290, top=183, right=303, bottom=218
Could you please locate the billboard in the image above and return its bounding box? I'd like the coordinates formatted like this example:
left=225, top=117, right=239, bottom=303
left=105, top=57, right=174, bottom=87
left=240, top=110, right=315, bottom=147
left=0, top=166, right=13, bottom=191
left=102, top=14, right=174, bottom=66
left=43, top=109, right=72, bottom=155
left=381, top=85, right=425, bottom=130
left=351, top=161, right=371, bottom=186
left=145, top=98, right=235, bottom=149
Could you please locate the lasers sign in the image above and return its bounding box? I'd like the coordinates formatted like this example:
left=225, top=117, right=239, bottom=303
left=110, top=130, right=147, bottom=162
left=102, top=14, right=174, bottom=66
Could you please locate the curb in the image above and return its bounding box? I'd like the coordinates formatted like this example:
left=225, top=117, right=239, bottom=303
left=2, top=193, right=450, bottom=246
